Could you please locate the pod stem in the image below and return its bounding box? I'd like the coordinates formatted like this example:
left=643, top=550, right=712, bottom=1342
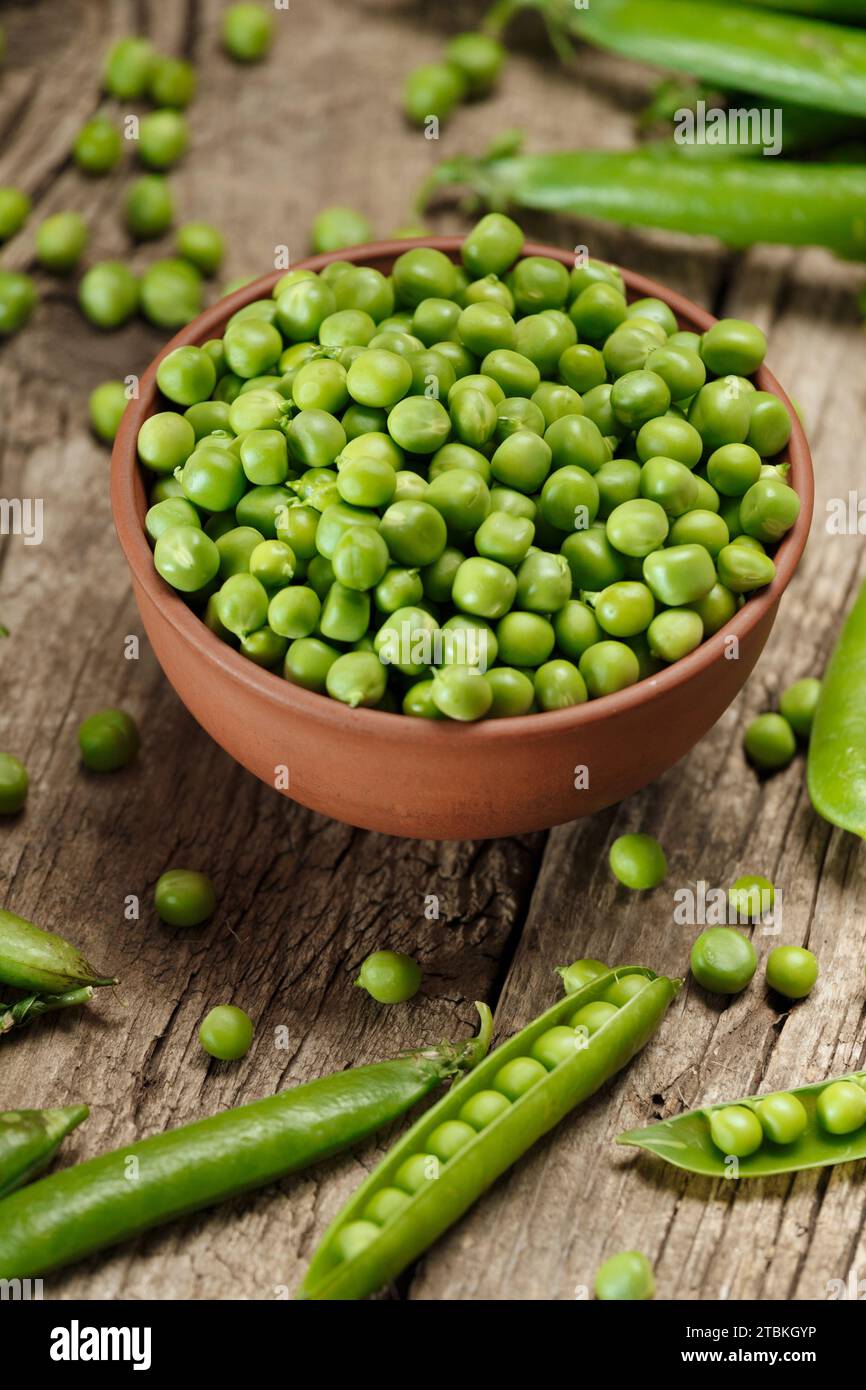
left=0, top=986, right=94, bottom=1035
left=408, top=1001, right=494, bottom=1078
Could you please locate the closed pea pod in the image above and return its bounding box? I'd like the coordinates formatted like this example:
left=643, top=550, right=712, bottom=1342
left=299, top=965, right=680, bottom=1300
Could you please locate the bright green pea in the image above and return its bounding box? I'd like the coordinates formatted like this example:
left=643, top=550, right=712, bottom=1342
left=553, top=601, right=602, bottom=660
left=728, top=874, right=775, bottom=921
left=458, top=1089, right=512, bottom=1130
left=249, top=539, right=296, bottom=591
left=594, top=582, right=655, bottom=639
left=739, top=478, right=800, bottom=543
left=765, top=945, right=819, bottom=1000
left=72, top=116, right=122, bottom=173
left=485, top=667, right=535, bottom=718
left=215, top=526, right=264, bottom=579
left=420, top=546, right=464, bottom=603
left=363, top=1186, right=412, bottom=1224
left=426, top=469, right=491, bottom=534
left=35, top=211, right=87, bottom=273
left=78, top=262, right=138, bottom=329
left=387, top=396, right=451, bottom=453
left=534, top=659, right=587, bottom=710
left=701, top=318, right=767, bottom=377
left=78, top=709, right=140, bottom=773
left=222, top=2, right=275, bottom=61
left=283, top=636, right=339, bottom=692
left=636, top=415, right=703, bottom=468
left=325, top=649, right=386, bottom=707
left=216, top=573, right=269, bottom=638
left=496, top=612, right=555, bottom=668
left=0, top=186, right=31, bottom=239
left=562, top=527, right=627, bottom=591
left=644, top=344, right=706, bottom=401
left=639, top=456, right=698, bottom=517
left=595, top=1251, right=654, bottom=1302
left=755, top=1092, right=808, bottom=1146
left=379, top=500, right=447, bottom=567
left=332, top=527, right=390, bottom=591
left=668, top=509, right=729, bottom=557
left=426, top=1119, right=477, bottom=1163
left=609, top=833, right=667, bottom=890
left=558, top=342, right=606, bottom=394
left=647, top=609, right=704, bottom=662
left=579, top=640, right=640, bottom=698
left=643, top=545, right=716, bottom=606
left=602, top=974, right=651, bottom=1008
left=89, top=380, right=129, bottom=443
left=779, top=678, right=821, bottom=738
left=155, top=868, right=216, bottom=927
left=154, top=525, right=220, bottom=592
left=125, top=174, right=174, bottom=240
left=403, top=61, right=465, bottom=126
left=606, top=500, right=669, bottom=559
left=690, top=927, right=757, bottom=995
left=474, top=511, right=534, bottom=566
left=355, top=949, right=421, bottom=1003
left=311, top=206, right=373, bottom=253
left=569, top=1001, right=618, bottom=1036
left=267, top=586, right=321, bottom=640
left=688, top=378, right=752, bottom=450
left=431, top=666, right=493, bottom=722
left=743, top=712, right=796, bottom=771
left=157, top=346, right=216, bottom=406
left=138, top=109, right=188, bottom=169
left=149, top=55, right=197, bottom=108
left=493, top=1056, right=548, bottom=1101
left=558, top=959, right=608, bottom=994
left=515, top=550, right=571, bottom=613
left=0, top=753, right=29, bottom=815
left=610, top=370, right=671, bottom=430
left=375, top=566, right=424, bottom=614
left=462, top=213, right=524, bottom=278
left=816, top=1081, right=866, bottom=1136
left=102, top=37, right=155, bottom=98
left=747, top=391, right=792, bottom=457
left=402, top=680, right=443, bottom=719
left=530, top=1025, right=583, bottom=1070
left=481, top=348, right=541, bottom=399
left=145, top=496, right=201, bottom=543
left=708, top=1105, right=763, bottom=1158
left=199, top=1004, right=253, bottom=1061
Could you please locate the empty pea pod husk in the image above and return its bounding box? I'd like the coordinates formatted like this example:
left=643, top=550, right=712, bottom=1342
left=0, top=1106, right=89, bottom=1199
left=0, top=909, right=116, bottom=995
left=617, top=1071, right=866, bottom=1176
left=299, top=965, right=680, bottom=1301
left=0, top=1005, right=491, bottom=1279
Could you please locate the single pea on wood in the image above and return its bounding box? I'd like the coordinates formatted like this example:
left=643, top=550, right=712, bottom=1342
left=298, top=965, right=680, bottom=1300
left=618, top=1070, right=866, bottom=1176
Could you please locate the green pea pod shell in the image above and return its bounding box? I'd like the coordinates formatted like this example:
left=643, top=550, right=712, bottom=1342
left=421, top=144, right=866, bottom=262
left=807, top=576, right=866, bottom=836
left=0, top=909, right=116, bottom=994
left=1, top=987, right=95, bottom=1035
left=559, top=0, right=866, bottom=118
left=0, top=1106, right=89, bottom=1199
left=617, top=1071, right=866, bottom=1176
left=0, top=1004, right=491, bottom=1279
left=299, top=965, right=680, bottom=1301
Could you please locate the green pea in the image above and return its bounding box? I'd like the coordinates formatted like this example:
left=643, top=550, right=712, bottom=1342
left=310, top=206, right=373, bottom=254
left=647, top=609, right=704, bottom=662
left=569, top=1001, right=618, bottom=1036
left=450, top=387, right=497, bottom=447
left=222, top=2, right=275, bottom=61
left=458, top=1089, right=512, bottom=1131
left=283, top=636, right=339, bottom=692
left=78, top=261, right=138, bottom=329
left=747, top=391, right=792, bottom=457
left=474, top=511, right=534, bottom=567
left=755, top=1092, right=808, bottom=1146
left=562, top=527, right=627, bottom=590
left=594, top=460, right=641, bottom=519
left=363, top=1186, right=412, bottom=1224
left=595, top=1251, right=655, bottom=1302
left=387, top=397, right=451, bottom=454
left=558, top=342, right=606, bottom=394
left=333, top=267, right=394, bottom=323
left=355, top=949, right=421, bottom=1003
left=496, top=612, right=555, bottom=668
left=609, top=833, right=667, bottom=890
left=149, top=55, right=197, bottom=108
left=765, top=946, right=819, bottom=1000
left=403, top=62, right=465, bottom=126
left=248, top=539, right=297, bottom=591
left=157, top=346, right=216, bottom=406
left=379, top=500, right=447, bottom=567
left=431, top=666, right=493, bottom=722
left=375, top=566, right=424, bottom=614
left=199, top=1004, right=254, bottom=1061
left=444, top=31, right=505, bottom=92
left=579, top=640, right=640, bottom=698
left=420, top=546, right=464, bottom=603
left=610, top=369, right=671, bottom=430
left=639, top=456, right=698, bottom=517
left=266, top=586, right=320, bottom=640
left=594, top=582, right=655, bottom=638
left=393, top=247, right=458, bottom=308
left=155, top=869, right=216, bottom=927
left=515, top=550, right=571, bottom=613
left=690, top=927, right=757, bottom=995
left=88, top=381, right=128, bottom=444
left=35, top=211, right=87, bottom=273
left=708, top=1105, right=763, bottom=1158
left=603, top=324, right=659, bottom=378
left=558, top=959, right=608, bottom=994
left=728, top=874, right=775, bottom=921
left=155, top=525, right=219, bottom=593
left=701, top=318, right=767, bottom=377
left=636, top=415, right=703, bottom=469
left=72, top=115, right=122, bottom=174
left=779, top=678, right=821, bottom=738
left=493, top=1056, right=548, bottom=1101
left=332, top=527, right=390, bottom=591
left=716, top=542, right=776, bottom=594
left=601, top=975, right=651, bottom=1008
left=216, top=573, right=270, bottom=638
left=744, top=712, right=796, bottom=771
left=427, top=1119, right=477, bottom=1163
left=706, top=443, right=762, bottom=498
left=145, top=497, right=201, bottom=543
left=668, top=509, right=729, bottom=557
left=462, top=213, right=524, bottom=278
left=325, top=650, right=386, bottom=707
left=816, top=1081, right=866, bottom=1136
left=138, top=109, right=188, bottom=169
left=0, top=752, right=29, bottom=814
left=688, top=378, right=752, bottom=450
left=102, top=37, right=155, bottom=98
left=739, top=478, right=800, bottom=543
left=0, top=186, right=31, bottom=239
left=643, top=545, right=716, bottom=606
left=481, top=348, right=541, bottom=399
left=553, top=601, right=602, bottom=660
left=125, top=174, right=174, bottom=240
left=644, top=344, right=706, bottom=401
left=529, top=1025, right=583, bottom=1070
left=78, top=709, right=140, bottom=773
left=534, top=659, right=587, bottom=710
left=485, top=666, right=535, bottom=718
left=402, top=680, right=443, bottom=719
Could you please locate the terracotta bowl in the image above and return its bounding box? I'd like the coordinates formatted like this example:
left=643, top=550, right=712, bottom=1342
left=111, top=238, right=813, bottom=840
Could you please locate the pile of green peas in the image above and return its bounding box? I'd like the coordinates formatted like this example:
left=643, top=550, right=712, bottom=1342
left=136, top=213, right=800, bottom=721
left=708, top=1076, right=866, bottom=1158
left=690, top=925, right=819, bottom=1001
left=325, top=972, right=653, bottom=1266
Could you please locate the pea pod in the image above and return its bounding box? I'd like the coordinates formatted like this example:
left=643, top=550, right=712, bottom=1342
left=421, top=141, right=866, bottom=261
left=1, top=986, right=94, bottom=1035
left=0, top=1106, right=89, bottom=1199
left=618, top=1071, right=866, bottom=1176
left=807, top=575, right=866, bottom=836
left=299, top=965, right=680, bottom=1300
left=0, top=1005, right=491, bottom=1278
left=0, top=909, right=116, bottom=995
left=527, top=0, right=866, bottom=118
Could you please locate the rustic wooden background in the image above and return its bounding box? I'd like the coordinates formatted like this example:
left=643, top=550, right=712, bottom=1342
left=1, top=0, right=865, bottom=1301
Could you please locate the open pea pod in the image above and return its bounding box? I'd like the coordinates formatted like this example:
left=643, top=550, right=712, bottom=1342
left=618, top=1071, right=866, bottom=1177
left=299, top=965, right=680, bottom=1300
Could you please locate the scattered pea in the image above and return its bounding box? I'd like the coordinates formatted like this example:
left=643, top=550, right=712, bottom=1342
left=356, top=949, right=422, bottom=1004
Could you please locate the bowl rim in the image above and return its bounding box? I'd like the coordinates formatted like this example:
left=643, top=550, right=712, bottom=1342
left=111, top=235, right=814, bottom=742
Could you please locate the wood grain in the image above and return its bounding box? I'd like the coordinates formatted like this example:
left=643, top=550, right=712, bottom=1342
left=1, top=0, right=864, bottom=1301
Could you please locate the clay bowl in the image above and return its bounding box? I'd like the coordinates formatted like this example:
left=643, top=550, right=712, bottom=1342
left=111, top=237, right=813, bottom=840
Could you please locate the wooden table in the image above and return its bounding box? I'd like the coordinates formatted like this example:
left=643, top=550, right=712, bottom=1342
left=2, top=0, right=864, bottom=1301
